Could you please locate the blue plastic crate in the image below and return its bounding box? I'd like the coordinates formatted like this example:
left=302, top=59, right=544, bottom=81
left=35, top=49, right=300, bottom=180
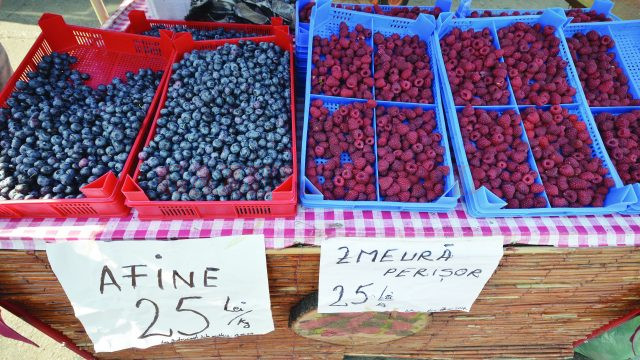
left=434, top=11, right=636, bottom=216
left=590, top=106, right=640, bottom=215
left=295, top=0, right=452, bottom=55
left=455, top=0, right=620, bottom=22
left=300, top=6, right=459, bottom=211
left=563, top=20, right=640, bottom=104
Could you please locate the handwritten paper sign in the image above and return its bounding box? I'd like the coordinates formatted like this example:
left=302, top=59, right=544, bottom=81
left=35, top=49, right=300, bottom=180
left=318, top=237, right=503, bottom=313
left=46, top=236, right=273, bottom=352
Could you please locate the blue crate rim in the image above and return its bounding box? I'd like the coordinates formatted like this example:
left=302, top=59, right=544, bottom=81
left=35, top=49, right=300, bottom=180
left=455, top=0, right=621, bottom=21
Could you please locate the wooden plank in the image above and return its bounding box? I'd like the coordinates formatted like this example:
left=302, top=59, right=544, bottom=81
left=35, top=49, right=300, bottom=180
left=0, top=246, right=638, bottom=358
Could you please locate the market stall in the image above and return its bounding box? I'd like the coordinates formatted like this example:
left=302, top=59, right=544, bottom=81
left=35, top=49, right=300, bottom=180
left=1, top=0, right=640, bottom=358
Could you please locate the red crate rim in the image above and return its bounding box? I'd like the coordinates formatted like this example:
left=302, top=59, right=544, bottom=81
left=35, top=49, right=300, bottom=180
left=125, top=10, right=288, bottom=39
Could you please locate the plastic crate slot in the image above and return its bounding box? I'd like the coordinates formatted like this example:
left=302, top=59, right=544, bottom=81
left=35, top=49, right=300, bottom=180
left=159, top=206, right=198, bottom=217
left=72, top=30, right=105, bottom=48
left=235, top=205, right=272, bottom=216
left=53, top=203, right=98, bottom=216
left=133, top=39, right=162, bottom=56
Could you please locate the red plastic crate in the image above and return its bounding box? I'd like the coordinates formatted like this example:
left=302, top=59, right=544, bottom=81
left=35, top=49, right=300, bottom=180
left=0, top=13, right=173, bottom=218
left=124, top=10, right=290, bottom=40
left=122, top=30, right=298, bottom=219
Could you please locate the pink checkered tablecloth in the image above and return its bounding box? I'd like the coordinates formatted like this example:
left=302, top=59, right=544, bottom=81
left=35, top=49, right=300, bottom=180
left=1, top=0, right=640, bottom=250
left=2, top=205, right=640, bottom=250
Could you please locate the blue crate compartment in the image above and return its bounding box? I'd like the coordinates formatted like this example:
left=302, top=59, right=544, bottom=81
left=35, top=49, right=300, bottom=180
left=451, top=106, right=551, bottom=215
left=591, top=106, right=640, bottom=215
left=563, top=20, right=640, bottom=105
left=300, top=5, right=459, bottom=211
left=455, top=0, right=620, bottom=22
left=434, top=11, right=636, bottom=216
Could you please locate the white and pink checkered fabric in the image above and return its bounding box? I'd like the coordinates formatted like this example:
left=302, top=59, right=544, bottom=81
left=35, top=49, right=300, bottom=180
left=2, top=204, right=640, bottom=250
left=1, top=0, right=639, bottom=250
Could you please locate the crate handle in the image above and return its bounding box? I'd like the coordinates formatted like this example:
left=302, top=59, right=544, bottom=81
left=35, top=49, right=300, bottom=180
left=38, top=13, right=76, bottom=50
left=604, top=184, right=638, bottom=207
left=128, top=10, right=152, bottom=33
left=436, top=12, right=454, bottom=34
left=272, top=176, right=294, bottom=201
left=591, top=0, right=614, bottom=16
left=454, top=0, right=472, bottom=18
left=271, top=17, right=283, bottom=26
left=538, top=8, right=567, bottom=29
left=314, top=0, right=332, bottom=28
left=80, top=171, right=117, bottom=198
left=435, top=0, right=453, bottom=12
left=121, top=175, right=150, bottom=202
left=410, top=14, right=436, bottom=37
left=302, top=177, right=325, bottom=201
left=474, top=186, right=508, bottom=209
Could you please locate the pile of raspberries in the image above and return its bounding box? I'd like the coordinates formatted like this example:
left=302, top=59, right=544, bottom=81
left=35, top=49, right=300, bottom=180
left=377, top=106, right=449, bottom=202
left=595, top=110, right=640, bottom=185
left=306, top=99, right=377, bottom=201
left=311, top=22, right=373, bottom=99
left=522, top=106, right=613, bottom=207
left=459, top=106, right=546, bottom=209
left=440, top=27, right=511, bottom=106
left=567, top=30, right=640, bottom=106
left=498, top=22, right=576, bottom=106
left=373, top=32, right=434, bottom=103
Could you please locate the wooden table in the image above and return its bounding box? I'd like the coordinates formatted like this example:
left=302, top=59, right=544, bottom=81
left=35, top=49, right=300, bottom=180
left=2, top=246, right=639, bottom=358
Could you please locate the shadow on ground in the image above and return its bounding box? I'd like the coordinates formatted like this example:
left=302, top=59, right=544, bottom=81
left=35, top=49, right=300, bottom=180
left=0, top=0, right=122, bottom=27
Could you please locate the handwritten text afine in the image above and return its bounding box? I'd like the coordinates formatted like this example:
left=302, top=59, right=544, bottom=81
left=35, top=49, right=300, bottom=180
left=98, top=253, right=254, bottom=341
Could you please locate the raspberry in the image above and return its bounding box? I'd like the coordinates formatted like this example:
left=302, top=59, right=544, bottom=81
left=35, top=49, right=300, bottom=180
left=410, top=184, right=426, bottom=198
left=397, top=177, right=411, bottom=192
left=501, top=183, right=516, bottom=199
left=379, top=176, right=393, bottom=191
left=398, top=191, right=411, bottom=202
left=516, top=182, right=529, bottom=195
left=568, top=178, right=590, bottom=190
left=353, top=157, right=367, bottom=170
left=531, top=183, right=545, bottom=194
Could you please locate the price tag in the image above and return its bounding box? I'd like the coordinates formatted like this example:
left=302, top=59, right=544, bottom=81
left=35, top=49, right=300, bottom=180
left=46, top=236, right=273, bottom=352
left=318, top=236, right=503, bottom=313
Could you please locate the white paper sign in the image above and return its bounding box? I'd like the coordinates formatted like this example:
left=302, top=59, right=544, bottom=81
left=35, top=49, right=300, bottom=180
left=318, top=237, right=503, bottom=313
left=46, top=236, right=273, bottom=352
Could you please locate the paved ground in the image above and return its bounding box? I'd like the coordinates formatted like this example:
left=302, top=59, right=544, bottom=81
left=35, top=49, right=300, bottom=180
left=0, top=0, right=121, bottom=68
left=0, top=307, right=81, bottom=360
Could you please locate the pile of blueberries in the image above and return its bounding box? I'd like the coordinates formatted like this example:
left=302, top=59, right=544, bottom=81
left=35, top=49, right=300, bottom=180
left=137, top=40, right=293, bottom=201
left=142, top=24, right=259, bottom=41
left=0, top=52, right=163, bottom=200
